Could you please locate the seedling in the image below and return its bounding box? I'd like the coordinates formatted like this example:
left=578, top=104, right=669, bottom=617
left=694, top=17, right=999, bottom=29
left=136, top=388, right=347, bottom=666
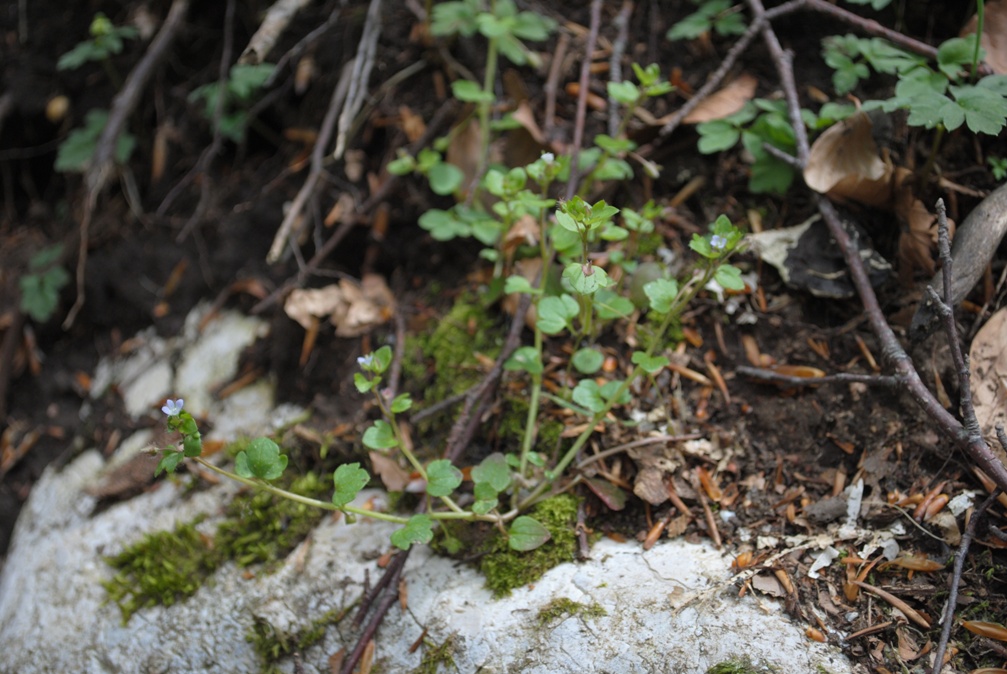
left=19, top=245, right=70, bottom=322
left=189, top=63, right=276, bottom=142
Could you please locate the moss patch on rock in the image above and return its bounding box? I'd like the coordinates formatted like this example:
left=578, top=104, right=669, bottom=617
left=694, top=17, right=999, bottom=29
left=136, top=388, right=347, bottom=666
left=103, top=470, right=331, bottom=623
left=480, top=493, right=580, bottom=597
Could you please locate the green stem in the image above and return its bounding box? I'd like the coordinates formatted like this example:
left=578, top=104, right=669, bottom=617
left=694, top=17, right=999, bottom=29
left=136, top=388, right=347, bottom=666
left=193, top=457, right=410, bottom=524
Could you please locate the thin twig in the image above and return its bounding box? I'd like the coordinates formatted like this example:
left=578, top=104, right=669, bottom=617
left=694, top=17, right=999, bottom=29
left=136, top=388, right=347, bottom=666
left=564, top=0, right=603, bottom=201
left=238, top=0, right=312, bottom=65
left=341, top=548, right=410, bottom=674
left=932, top=487, right=1001, bottom=673
left=334, top=0, right=383, bottom=160
left=735, top=366, right=900, bottom=388
left=65, top=0, right=190, bottom=328
left=265, top=59, right=354, bottom=264
left=251, top=96, right=456, bottom=314
left=542, top=31, right=569, bottom=139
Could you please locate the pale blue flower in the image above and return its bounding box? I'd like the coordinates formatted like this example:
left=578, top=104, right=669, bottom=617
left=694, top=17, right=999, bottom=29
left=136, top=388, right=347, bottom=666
left=541, top=152, right=555, bottom=164
left=710, top=234, right=727, bottom=250
left=357, top=354, right=374, bottom=369
left=162, top=399, right=184, bottom=416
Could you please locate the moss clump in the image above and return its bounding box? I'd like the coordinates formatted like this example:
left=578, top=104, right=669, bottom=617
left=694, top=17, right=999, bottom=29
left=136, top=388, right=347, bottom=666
left=409, top=294, right=502, bottom=415
left=412, top=635, right=457, bottom=674
left=706, top=657, right=779, bottom=673
left=104, top=472, right=331, bottom=623
left=216, top=471, right=330, bottom=569
left=249, top=603, right=352, bottom=671
left=103, top=517, right=222, bottom=623
left=481, top=494, right=580, bottom=597
left=536, top=597, right=607, bottom=625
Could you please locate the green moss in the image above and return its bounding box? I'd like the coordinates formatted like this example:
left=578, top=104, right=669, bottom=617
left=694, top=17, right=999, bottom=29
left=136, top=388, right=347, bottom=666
left=708, top=656, right=777, bottom=672
left=103, top=471, right=331, bottom=623
left=536, top=597, right=607, bottom=625
left=410, top=294, right=502, bottom=416
left=103, top=517, right=222, bottom=623
left=249, top=603, right=352, bottom=670
left=412, top=635, right=457, bottom=674
left=216, top=471, right=330, bottom=569
left=480, top=494, right=580, bottom=597
left=706, top=657, right=779, bottom=673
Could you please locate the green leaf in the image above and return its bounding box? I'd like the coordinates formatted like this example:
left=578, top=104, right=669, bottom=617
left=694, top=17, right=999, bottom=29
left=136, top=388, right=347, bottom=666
left=428, top=162, right=464, bottom=195
left=387, top=152, right=416, bottom=175
left=504, top=346, right=543, bottom=374
left=593, top=289, right=634, bottom=321
left=631, top=351, right=669, bottom=375
left=937, top=35, right=980, bottom=80
left=644, top=278, right=679, bottom=313
left=536, top=294, right=578, bottom=334
left=950, top=84, right=1007, bottom=135
left=418, top=208, right=471, bottom=241
left=504, top=275, right=539, bottom=295
left=714, top=264, right=745, bottom=290
left=155, top=451, right=184, bottom=477
left=227, top=63, right=275, bottom=100
left=666, top=12, right=713, bottom=41
left=372, top=345, right=393, bottom=373
left=600, top=380, right=630, bottom=405
left=572, top=347, right=605, bottom=374
left=563, top=263, right=613, bottom=295
left=508, top=516, right=552, bottom=551
left=390, top=393, right=413, bottom=414
left=55, top=109, right=136, bottom=173
left=430, top=0, right=480, bottom=37
left=332, top=462, right=370, bottom=508
left=425, top=459, right=463, bottom=497
left=472, top=453, right=512, bottom=492
left=182, top=434, right=203, bottom=458
left=391, top=514, right=434, bottom=550
left=19, top=262, right=70, bottom=323
left=607, top=80, right=639, bottom=106
left=354, top=372, right=375, bottom=393
left=234, top=437, right=287, bottom=481
left=363, top=420, right=398, bottom=450
left=452, top=80, right=495, bottom=104
left=696, top=120, right=740, bottom=154
left=595, top=133, right=636, bottom=154
left=572, top=379, right=606, bottom=414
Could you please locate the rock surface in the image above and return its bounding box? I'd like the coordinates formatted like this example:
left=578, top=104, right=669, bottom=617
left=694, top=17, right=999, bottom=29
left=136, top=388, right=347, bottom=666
left=0, top=306, right=860, bottom=673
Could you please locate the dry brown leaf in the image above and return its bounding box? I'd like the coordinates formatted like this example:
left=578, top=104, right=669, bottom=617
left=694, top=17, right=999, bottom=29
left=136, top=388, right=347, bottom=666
left=446, top=117, right=484, bottom=196
left=398, top=105, right=426, bottom=143
left=969, top=307, right=1007, bottom=463
left=369, top=451, right=411, bottom=491
left=283, top=274, right=394, bottom=337
left=284, top=285, right=344, bottom=331
left=962, top=0, right=1007, bottom=74
left=682, top=74, right=758, bottom=124
left=803, top=111, right=892, bottom=203
left=503, top=214, right=540, bottom=255
left=511, top=100, right=546, bottom=145
left=892, top=167, right=954, bottom=277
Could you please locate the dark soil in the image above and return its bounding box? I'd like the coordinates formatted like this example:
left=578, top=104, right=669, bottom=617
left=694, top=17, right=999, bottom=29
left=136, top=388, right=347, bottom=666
left=2, top=1, right=1006, bottom=671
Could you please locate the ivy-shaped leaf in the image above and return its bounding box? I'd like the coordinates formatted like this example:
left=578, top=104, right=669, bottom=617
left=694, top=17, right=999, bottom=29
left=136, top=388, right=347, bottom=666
left=471, top=453, right=511, bottom=492
left=363, top=420, right=398, bottom=450
left=234, top=437, right=287, bottom=481
left=391, top=514, right=434, bottom=550
left=332, top=462, right=370, bottom=508
left=425, top=459, right=463, bottom=497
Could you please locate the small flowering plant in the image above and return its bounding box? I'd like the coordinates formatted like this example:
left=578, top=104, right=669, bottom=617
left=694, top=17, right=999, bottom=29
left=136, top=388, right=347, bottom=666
left=155, top=399, right=204, bottom=476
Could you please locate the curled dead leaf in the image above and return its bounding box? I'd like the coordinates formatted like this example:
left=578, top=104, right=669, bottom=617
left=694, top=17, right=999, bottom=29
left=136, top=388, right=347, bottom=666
left=682, top=74, right=758, bottom=124
left=283, top=274, right=395, bottom=337
left=962, top=0, right=1007, bottom=74
left=969, top=308, right=1007, bottom=460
